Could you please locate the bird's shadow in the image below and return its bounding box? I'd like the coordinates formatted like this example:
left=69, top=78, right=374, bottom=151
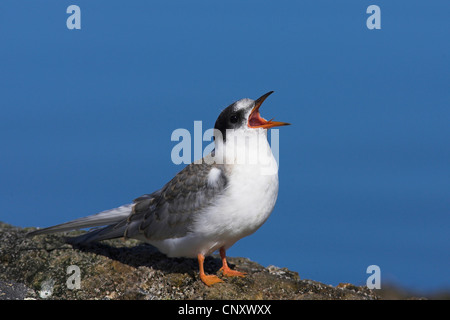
left=68, top=239, right=223, bottom=277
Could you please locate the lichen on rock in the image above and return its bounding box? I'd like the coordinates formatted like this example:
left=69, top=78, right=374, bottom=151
left=0, top=222, right=380, bottom=300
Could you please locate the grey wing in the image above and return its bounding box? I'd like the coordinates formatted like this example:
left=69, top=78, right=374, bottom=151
left=124, top=162, right=228, bottom=241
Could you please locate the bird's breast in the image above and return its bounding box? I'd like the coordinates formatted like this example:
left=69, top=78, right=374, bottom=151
left=225, top=162, right=279, bottom=233
left=192, top=152, right=279, bottom=246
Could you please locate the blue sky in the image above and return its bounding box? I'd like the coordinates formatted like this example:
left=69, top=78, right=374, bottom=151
left=1, top=1, right=449, bottom=294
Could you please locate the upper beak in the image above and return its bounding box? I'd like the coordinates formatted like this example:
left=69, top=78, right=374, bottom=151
left=248, top=91, right=291, bottom=129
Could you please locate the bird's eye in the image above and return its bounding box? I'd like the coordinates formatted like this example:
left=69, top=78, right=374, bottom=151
left=230, top=114, right=239, bottom=123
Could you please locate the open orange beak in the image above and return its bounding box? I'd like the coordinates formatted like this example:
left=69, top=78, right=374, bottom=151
left=248, top=91, right=291, bottom=129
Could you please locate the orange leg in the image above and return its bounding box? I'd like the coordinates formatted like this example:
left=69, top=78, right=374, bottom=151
left=197, top=253, right=223, bottom=286
left=219, top=247, right=247, bottom=277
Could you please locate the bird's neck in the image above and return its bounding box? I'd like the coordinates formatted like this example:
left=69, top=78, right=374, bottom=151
left=213, top=129, right=278, bottom=175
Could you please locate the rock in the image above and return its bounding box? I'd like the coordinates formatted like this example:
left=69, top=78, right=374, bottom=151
left=0, top=222, right=380, bottom=300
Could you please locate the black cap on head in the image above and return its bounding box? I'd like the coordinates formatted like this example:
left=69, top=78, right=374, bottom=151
left=214, top=101, right=249, bottom=142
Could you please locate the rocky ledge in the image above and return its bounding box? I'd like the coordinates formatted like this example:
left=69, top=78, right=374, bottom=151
left=0, top=222, right=380, bottom=300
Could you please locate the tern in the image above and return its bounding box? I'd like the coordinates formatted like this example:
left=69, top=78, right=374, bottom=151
left=28, top=91, right=290, bottom=286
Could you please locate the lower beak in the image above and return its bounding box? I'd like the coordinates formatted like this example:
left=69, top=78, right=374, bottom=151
left=248, top=91, right=291, bottom=129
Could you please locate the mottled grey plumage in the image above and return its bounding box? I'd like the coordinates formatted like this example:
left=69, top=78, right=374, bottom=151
left=28, top=158, right=228, bottom=244
left=124, top=160, right=228, bottom=241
